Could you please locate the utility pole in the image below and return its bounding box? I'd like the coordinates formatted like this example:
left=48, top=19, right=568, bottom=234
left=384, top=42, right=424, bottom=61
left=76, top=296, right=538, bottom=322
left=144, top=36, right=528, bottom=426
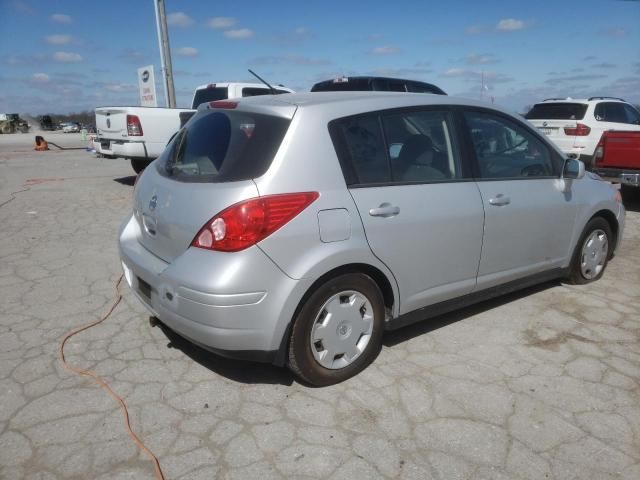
left=153, top=0, right=176, bottom=108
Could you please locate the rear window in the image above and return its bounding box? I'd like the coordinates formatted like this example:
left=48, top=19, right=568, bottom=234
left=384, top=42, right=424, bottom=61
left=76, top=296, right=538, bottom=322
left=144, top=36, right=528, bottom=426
left=311, top=78, right=372, bottom=92
left=525, top=103, right=587, bottom=120
left=191, top=87, right=229, bottom=109
left=160, top=110, right=290, bottom=183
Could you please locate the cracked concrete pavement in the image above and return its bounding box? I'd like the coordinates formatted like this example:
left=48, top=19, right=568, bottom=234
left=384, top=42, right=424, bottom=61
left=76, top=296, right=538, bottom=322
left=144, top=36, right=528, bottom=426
left=1, top=132, right=639, bottom=479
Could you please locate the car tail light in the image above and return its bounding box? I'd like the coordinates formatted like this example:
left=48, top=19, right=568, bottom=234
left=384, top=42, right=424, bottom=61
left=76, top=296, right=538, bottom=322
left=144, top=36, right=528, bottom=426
left=564, top=123, right=590, bottom=136
left=127, top=115, right=143, bottom=136
left=594, top=136, right=605, bottom=166
left=208, top=100, right=238, bottom=109
left=192, top=192, right=320, bottom=252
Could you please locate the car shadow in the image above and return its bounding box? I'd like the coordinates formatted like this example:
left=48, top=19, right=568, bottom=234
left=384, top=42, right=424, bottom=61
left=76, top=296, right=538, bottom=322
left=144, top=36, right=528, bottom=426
left=113, top=176, right=136, bottom=186
left=383, top=280, right=560, bottom=348
left=151, top=318, right=295, bottom=386
left=622, top=186, right=640, bottom=213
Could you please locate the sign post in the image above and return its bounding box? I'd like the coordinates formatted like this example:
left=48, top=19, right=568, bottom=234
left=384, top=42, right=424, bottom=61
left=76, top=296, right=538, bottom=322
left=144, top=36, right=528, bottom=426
left=137, top=65, right=158, bottom=107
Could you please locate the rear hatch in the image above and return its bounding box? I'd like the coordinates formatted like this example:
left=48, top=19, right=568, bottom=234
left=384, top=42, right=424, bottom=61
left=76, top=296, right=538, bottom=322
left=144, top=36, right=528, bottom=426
left=96, top=108, right=129, bottom=139
left=133, top=102, right=295, bottom=263
left=525, top=102, right=588, bottom=149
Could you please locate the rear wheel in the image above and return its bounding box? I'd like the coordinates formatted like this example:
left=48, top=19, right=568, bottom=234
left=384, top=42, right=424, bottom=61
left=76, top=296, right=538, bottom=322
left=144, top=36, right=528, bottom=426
left=131, top=158, right=151, bottom=174
left=288, top=273, right=385, bottom=386
left=567, top=217, right=613, bottom=284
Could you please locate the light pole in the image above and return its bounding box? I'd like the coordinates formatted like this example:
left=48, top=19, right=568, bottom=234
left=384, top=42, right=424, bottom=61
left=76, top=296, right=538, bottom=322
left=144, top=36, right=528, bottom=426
left=153, top=0, right=176, bottom=108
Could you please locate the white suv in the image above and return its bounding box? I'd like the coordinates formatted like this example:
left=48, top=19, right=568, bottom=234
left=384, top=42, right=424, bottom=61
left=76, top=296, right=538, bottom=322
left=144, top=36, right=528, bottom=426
left=525, top=97, right=640, bottom=168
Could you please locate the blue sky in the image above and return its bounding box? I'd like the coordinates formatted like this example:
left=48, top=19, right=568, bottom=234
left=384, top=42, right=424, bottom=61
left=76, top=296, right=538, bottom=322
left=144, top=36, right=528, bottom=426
left=1, top=0, right=639, bottom=115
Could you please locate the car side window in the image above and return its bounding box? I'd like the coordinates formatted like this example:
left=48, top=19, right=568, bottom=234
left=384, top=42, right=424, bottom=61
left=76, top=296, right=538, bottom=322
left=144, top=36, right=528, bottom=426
left=623, top=104, right=640, bottom=125
left=334, top=115, right=389, bottom=184
left=464, top=111, right=557, bottom=179
left=382, top=110, right=461, bottom=182
left=595, top=102, right=627, bottom=123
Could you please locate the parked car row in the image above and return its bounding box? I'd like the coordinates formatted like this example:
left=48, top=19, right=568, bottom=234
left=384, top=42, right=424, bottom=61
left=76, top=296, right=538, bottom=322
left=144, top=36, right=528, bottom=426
left=119, top=91, right=625, bottom=385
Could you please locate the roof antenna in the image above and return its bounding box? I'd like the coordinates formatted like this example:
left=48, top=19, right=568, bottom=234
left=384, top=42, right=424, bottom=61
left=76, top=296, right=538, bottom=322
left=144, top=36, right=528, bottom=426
left=248, top=69, right=276, bottom=94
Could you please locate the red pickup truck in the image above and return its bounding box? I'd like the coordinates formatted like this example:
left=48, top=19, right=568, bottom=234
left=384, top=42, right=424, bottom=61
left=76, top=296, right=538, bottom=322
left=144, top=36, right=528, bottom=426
left=593, top=130, right=640, bottom=187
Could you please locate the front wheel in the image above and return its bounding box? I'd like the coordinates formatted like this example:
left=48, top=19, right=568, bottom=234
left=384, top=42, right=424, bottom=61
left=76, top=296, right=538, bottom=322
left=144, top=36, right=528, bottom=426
left=131, top=158, right=151, bottom=174
left=288, top=273, right=385, bottom=386
left=567, top=217, right=613, bottom=284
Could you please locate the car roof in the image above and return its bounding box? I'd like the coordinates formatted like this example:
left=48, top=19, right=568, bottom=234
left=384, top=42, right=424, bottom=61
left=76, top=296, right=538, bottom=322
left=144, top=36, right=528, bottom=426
left=201, top=91, right=523, bottom=123
left=239, top=90, right=499, bottom=111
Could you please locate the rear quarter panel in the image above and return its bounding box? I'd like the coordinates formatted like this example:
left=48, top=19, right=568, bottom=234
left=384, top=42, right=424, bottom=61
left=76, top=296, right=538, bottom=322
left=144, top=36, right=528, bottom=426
left=253, top=107, right=401, bottom=315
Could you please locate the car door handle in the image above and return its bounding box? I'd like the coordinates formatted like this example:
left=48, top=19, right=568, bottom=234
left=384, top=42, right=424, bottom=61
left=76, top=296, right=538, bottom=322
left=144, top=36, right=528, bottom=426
left=489, top=194, right=511, bottom=206
left=369, top=203, right=400, bottom=217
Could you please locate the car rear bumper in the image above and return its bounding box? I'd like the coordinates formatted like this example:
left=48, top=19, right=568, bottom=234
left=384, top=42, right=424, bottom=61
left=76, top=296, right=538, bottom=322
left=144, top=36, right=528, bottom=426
left=118, top=213, right=307, bottom=363
left=98, top=138, right=148, bottom=159
left=593, top=168, right=640, bottom=187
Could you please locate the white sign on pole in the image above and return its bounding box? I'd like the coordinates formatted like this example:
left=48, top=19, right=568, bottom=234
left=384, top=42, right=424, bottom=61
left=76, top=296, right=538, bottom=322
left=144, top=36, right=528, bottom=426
left=137, top=65, right=158, bottom=107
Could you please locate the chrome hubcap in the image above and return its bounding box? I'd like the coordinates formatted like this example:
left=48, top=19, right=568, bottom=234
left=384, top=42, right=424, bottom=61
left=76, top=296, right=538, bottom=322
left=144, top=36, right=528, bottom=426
left=580, top=229, right=608, bottom=280
left=310, top=290, right=374, bottom=370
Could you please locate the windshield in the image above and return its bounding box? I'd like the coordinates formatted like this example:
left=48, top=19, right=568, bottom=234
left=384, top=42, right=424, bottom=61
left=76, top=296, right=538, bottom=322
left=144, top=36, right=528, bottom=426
left=160, top=110, right=291, bottom=183
left=191, top=87, right=229, bottom=109
left=525, top=103, right=588, bottom=120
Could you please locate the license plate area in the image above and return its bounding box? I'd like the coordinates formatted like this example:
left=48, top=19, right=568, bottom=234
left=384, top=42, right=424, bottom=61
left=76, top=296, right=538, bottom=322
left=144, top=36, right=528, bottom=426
left=538, top=127, right=554, bottom=136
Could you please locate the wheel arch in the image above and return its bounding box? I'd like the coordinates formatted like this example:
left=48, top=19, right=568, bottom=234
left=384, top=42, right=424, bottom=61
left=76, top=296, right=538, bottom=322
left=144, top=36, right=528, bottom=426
left=274, top=262, right=397, bottom=367
left=590, top=209, right=618, bottom=257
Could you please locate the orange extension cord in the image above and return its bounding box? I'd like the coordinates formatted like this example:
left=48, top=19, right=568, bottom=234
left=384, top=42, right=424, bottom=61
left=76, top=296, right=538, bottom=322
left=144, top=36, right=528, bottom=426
left=59, top=275, right=166, bottom=480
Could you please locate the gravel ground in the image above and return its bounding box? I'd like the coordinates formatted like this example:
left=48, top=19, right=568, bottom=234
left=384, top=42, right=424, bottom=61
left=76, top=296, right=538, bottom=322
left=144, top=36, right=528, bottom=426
left=1, top=131, right=639, bottom=479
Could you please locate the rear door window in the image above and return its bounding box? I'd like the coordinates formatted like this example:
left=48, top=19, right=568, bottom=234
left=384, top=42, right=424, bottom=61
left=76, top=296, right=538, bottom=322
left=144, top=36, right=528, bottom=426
left=525, top=103, right=587, bottom=120
left=161, top=110, right=290, bottom=182
left=241, top=87, right=291, bottom=97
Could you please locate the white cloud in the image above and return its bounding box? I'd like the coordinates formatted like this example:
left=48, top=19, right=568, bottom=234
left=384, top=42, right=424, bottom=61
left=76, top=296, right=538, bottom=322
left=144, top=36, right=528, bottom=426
left=32, top=73, right=49, bottom=83
left=465, top=25, right=485, bottom=34
left=105, top=83, right=137, bottom=93
left=175, top=47, right=198, bottom=57
left=370, top=46, right=401, bottom=55
left=443, top=68, right=467, bottom=77
left=50, top=13, right=71, bottom=24
left=167, top=12, right=193, bottom=28
left=207, top=17, right=236, bottom=29
left=496, top=19, right=526, bottom=31
left=600, top=27, right=626, bottom=37
left=223, top=28, right=254, bottom=39
left=45, top=34, right=72, bottom=45
left=466, top=53, right=497, bottom=65
left=53, top=51, right=83, bottom=63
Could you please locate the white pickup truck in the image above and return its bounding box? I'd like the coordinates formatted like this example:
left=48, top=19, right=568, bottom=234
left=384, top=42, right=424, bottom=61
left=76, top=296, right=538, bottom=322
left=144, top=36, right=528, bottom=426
left=95, top=82, right=293, bottom=173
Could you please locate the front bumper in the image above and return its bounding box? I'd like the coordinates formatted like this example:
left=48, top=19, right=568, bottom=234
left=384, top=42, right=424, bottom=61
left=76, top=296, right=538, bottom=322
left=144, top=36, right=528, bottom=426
left=118, top=213, right=308, bottom=362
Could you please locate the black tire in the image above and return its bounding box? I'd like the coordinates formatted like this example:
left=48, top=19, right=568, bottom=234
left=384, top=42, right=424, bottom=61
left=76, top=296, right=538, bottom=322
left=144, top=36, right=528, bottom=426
left=567, top=217, right=613, bottom=284
left=288, top=273, right=385, bottom=386
left=131, top=158, right=151, bottom=174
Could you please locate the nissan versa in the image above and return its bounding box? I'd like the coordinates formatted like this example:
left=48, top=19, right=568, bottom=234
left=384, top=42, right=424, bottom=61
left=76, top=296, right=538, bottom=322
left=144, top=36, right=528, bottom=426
left=119, top=92, right=625, bottom=386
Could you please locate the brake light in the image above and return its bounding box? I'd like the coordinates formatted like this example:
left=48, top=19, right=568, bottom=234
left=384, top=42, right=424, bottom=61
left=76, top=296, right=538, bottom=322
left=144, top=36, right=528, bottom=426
left=564, top=123, right=590, bottom=136
left=207, top=83, right=216, bottom=88
left=208, top=100, right=238, bottom=109
left=127, top=115, right=143, bottom=136
left=192, top=192, right=319, bottom=252
left=594, top=136, right=605, bottom=166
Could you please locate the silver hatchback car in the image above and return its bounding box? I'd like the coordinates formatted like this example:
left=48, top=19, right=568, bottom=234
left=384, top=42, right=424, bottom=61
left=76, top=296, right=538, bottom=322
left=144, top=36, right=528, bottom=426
left=119, top=92, right=625, bottom=386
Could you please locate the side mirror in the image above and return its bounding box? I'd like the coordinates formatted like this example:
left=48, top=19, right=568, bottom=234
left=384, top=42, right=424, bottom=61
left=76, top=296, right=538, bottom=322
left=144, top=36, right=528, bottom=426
left=563, top=158, right=585, bottom=180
